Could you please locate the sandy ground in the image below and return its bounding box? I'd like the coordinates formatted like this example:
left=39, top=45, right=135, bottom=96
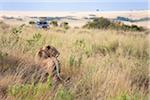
left=0, top=10, right=149, bottom=28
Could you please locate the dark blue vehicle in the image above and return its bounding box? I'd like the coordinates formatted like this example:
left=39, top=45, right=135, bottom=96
left=36, top=21, right=49, bottom=29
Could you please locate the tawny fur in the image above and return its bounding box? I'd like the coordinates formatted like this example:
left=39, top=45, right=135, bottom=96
left=35, top=45, right=62, bottom=82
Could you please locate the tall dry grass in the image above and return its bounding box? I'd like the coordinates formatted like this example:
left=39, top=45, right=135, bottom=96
left=0, top=23, right=149, bottom=100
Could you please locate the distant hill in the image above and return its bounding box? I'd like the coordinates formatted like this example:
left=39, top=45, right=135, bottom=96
left=115, top=16, right=150, bottom=22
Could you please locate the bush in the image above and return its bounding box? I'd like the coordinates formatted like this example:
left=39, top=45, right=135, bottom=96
left=50, top=20, right=58, bottom=27
left=83, top=17, right=145, bottom=31
left=29, top=21, right=35, bottom=25
left=27, top=33, right=42, bottom=46
left=130, top=25, right=144, bottom=31
left=83, top=17, right=111, bottom=29
left=12, top=24, right=25, bottom=35
left=117, top=24, right=145, bottom=32
left=60, top=22, right=69, bottom=29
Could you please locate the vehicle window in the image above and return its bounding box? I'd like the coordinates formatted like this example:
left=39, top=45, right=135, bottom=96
left=39, top=22, right=42, bottom=24
left=43, top=22, right=47, bottom=24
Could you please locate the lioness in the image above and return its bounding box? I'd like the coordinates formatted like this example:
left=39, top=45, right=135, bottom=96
left=35, top=45, right=62, bottom=83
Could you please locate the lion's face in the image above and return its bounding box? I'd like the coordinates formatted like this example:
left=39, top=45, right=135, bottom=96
left=35, top=45, right=60, bottom=63
left=42, top=45, right=60, bottom=58
left=38, top=49, right=49, bottom=59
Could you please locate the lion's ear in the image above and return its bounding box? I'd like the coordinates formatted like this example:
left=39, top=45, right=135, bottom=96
left=38, top=50, right=43, bottom=57
left=46, top=45, right=51, bottom=50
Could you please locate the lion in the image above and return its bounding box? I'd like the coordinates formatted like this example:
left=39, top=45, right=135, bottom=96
left=35, top=45, right=60, bottom=62
left=35, top=45, right=62, bottom=83
left=42, top=45, right=60, bottom=58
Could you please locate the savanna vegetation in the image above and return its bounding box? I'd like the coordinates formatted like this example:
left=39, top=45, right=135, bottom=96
left=0, top=20, right=149, bottom=100
left=83, top=17, right=145, bottom=31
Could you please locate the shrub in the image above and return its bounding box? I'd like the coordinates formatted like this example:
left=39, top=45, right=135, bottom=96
left=27, top=33, right=42, bottom=47
left=8, top=25, right=24, bottom=46
left=29, top=21, right=35, bottom=25
left=12, top=24, right=24, bottom=35
left=26, top=33, right=45, bottom=53
left=130, top=25, right=144, bottom=31
left=83, top=17, right=111, bottom=29
left=83, top=17, right=145, bottom=31
left=60, top=22, right=69, bottom=29
left=116, top=24, right=138, bottom=31
left=50, top=20, right=58, bottom=27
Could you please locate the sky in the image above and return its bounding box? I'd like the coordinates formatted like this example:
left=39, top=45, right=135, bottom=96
left=0, top=0, right=149, bottom=11
left=0, top=0, right=148, bottom=2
